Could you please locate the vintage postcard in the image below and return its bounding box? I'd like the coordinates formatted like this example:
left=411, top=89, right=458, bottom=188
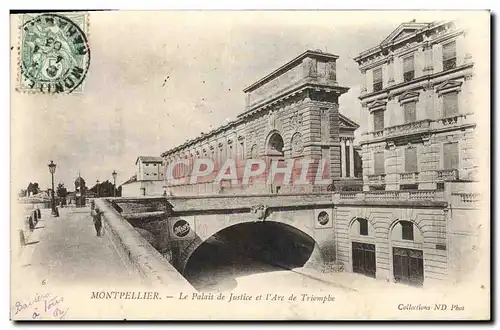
left=10, top=10, right=490, bottom=320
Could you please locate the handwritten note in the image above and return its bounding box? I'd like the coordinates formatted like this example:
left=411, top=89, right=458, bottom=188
left=13, top=292, right=69, bottom=320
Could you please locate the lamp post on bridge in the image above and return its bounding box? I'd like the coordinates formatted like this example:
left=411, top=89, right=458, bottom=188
left=96, top=179, right=100, bottom=198
left=48, top=160, right=58, bottom=217
left=112, top=170, right=117, bottom=198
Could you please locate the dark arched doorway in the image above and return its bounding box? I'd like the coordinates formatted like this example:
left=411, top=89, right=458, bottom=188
left=183, top=221, right=316, bottom=291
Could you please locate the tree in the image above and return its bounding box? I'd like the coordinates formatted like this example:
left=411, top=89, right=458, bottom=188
left=27, top=182, right=40, bottom=196
left=89, top=180, right=120, bottom=197
left=56, top=183, right=68, bottom=198
left=18, top=189, right=27, bottom=198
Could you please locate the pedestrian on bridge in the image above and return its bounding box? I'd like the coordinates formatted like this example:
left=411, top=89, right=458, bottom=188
left=93, top=207, right=103, bottom=237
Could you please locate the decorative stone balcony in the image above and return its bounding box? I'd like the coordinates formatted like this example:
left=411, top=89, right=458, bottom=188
left=436, top=169, right=459, bottom=181
left=432, top=113, right=475, bottom=131
left=452, top=192, right=480, bottom=204
left=365, top=191, right=399, bottom=201
left=399, top=172, right=419, bottom=182
left=334, top=189, right=445, bottom=202
left=384, top=119, right=432, bottom=138
left=363, top=113, right=475, bottom=143
left=366, top=174, right=386, bottom=185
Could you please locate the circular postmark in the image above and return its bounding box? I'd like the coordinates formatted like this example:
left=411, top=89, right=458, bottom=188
left=20, top=13, right=90, bottom=93
left=172, top=220, right=191, bottom=238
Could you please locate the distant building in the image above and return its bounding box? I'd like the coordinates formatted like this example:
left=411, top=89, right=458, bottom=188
left=121, top=156, right=166, bottom=197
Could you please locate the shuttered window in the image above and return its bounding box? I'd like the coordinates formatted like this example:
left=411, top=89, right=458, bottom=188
left=374, top=151, right=385, bottom=175
left=373, top=67, right=383, bottom=91
left=405, top=147, right=418, bottom=173
left=404, top=101, right=417, bottom=123
left=373, top=110, right=384, bottom=131
left=443, top=142, right=459, bottom=169
left=443, top=92, right=458, bottom=117
left=403, top=55, right=415, bottom=81
left=443, top=41, right=457, bottom=70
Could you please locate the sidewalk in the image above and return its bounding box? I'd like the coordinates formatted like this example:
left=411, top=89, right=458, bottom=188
left=288, top=266, right=427, bottom=295
left=14, top=206, right=137, bottom=286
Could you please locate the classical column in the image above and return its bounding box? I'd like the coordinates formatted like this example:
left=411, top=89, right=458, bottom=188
left=349, top=139, right=355, bottom=178
left=340, top=137, right=346, bottom=178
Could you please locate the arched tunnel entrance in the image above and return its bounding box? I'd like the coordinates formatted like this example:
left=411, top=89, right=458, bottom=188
left=183, top=221, right=317, bottom=291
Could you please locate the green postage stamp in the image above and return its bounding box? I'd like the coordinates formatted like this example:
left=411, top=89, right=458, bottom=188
left=17, top=12, right=90, bottom=94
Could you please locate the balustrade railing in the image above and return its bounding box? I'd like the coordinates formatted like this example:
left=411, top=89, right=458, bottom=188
left=365, top=191, right=399, bottom=201
left=334, top=189, right=446, bottom=202
left=409, top=190, right=436, bottom=200
left=365, top=113, right=475, bottom=141
left=367, top=174, right=386, bottom=183
left=436, top=169, right=458, bottom=181
left=384, top=119, right=431, bottom=137
left=400, top=172, right=419, bottom=181
left=453, top=192, right=480, bottom=203
left=339, top=192, right=357, bottom=200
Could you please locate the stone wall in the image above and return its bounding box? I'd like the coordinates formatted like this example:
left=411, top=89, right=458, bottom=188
left=94, top=199, right=191, bottom=289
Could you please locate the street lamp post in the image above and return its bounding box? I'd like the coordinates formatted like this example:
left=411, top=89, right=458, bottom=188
left=96, top=179, right=100, bottom=198
left=48, top=160, right=58, bottom=217
left=112, top=170, right=117, bottom=198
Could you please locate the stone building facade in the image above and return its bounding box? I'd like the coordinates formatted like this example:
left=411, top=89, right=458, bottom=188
left=161, top=50, right=360, bottom=195
left=331, top=20, right=481, bottom=287
left=354, top=20, right=476, bottom=192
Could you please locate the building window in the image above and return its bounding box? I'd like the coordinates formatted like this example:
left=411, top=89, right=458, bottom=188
left=373, top=110, right=384, bottom=132
left=401, top=221, right=414, bottom=240
left=405, top=147, right=418, bottom=173
left=443, top=92, right=458, bottom=118
left=373, top=67, right=383, bottom=92
left=374, top=151, right=385, bottom=175
left=443, top=142, right=459, bottom=169
left=403, top=54, right=415, bottom=82
left=443, top=41, right=457, bottom=71
left=403, top=101, right=417, bottom=123
left=359, top=218, right=368, bottom=236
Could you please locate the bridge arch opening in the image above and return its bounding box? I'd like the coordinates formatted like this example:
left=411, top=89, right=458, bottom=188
left=183, top=221, right=317, bottom=291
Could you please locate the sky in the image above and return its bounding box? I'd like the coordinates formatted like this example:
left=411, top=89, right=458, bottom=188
left=10, top=10, right=473, bottom=192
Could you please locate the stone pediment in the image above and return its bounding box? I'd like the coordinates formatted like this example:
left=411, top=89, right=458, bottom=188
left=339, top=113, right=360, bottom=130
left=435, top=80, right=463, bottom=94
left=380, top=22, right=429, bottom=46
left=367, top=100, right=387, bottom=112
left=398, top=90, right=420, bottom=103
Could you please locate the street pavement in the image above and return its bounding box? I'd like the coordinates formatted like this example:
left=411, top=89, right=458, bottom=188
left=15, top=206, right=137, bottom=287
left=186, top=252, right=353, bottom=294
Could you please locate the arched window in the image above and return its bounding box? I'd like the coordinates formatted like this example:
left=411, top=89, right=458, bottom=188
left=267, top=133, right=284, bottom=156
